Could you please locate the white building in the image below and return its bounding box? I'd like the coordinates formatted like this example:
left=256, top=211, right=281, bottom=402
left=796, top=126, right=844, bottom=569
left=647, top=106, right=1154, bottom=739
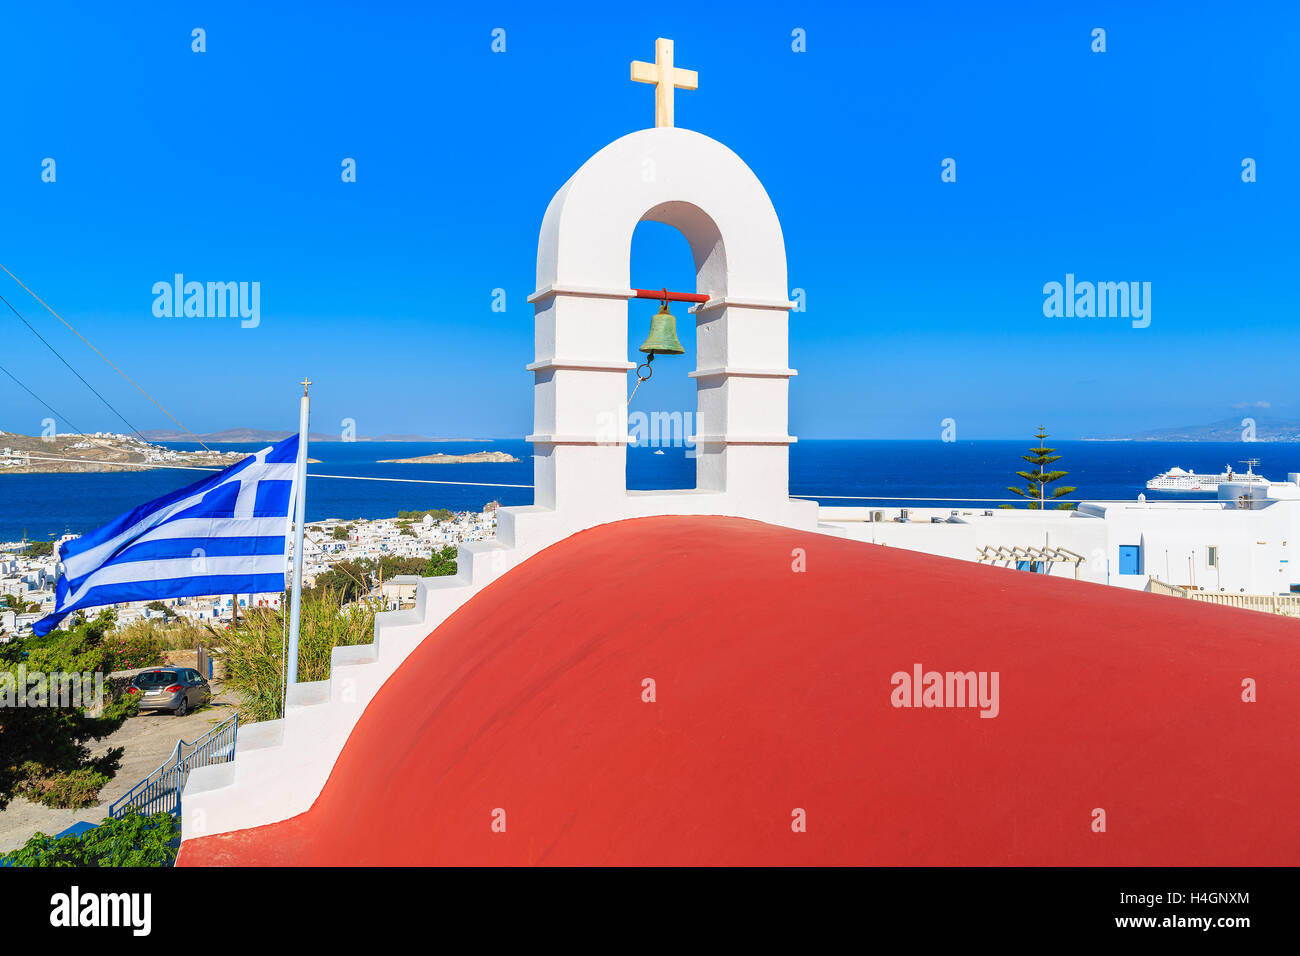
left=380, top=575, right=421, bottom=611
left=819, top=474, right=1300, bottom=598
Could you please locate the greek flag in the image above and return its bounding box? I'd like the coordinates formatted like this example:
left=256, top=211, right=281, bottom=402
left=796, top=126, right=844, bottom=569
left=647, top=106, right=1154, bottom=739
left=32, top=435, right=300, bottom=636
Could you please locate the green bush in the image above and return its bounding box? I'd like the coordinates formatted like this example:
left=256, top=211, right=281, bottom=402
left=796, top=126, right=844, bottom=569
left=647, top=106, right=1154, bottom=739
left=425, top=545, right=458, bottom=577
left=2, top=811, right=179, bottom=867
left=305, top=549, right=456, bottom=603
left=219, top=590, right=377, bottom=723
left=22, top=609, right=118, bottom=674
left=144, top=600, right=175, bottom=620
left=21, top=763, right=113, bottom=809
left=17, top=609, right=165, bottom=675
left=116, top=615, right=211, bottom=654
left=2, top=594, right=42, bottom=613
left=104, top=630, right=165, bottom=672
left=395, top=508, right=454, bottom=521
left=0, top=611, right=137, bottom=810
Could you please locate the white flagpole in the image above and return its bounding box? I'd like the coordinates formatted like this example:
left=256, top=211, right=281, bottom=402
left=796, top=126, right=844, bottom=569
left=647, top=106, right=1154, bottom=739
left=286, top=377, right=311, bottom=690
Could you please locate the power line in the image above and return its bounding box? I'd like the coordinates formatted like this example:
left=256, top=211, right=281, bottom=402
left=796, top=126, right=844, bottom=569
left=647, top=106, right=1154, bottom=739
left=7, top=453, right=1129, bottom=502
left=0, top=263, right=212, bottom=450
left=0, top=361, right=88, bottom=437
left=0, top=368, right=172, bottom=496
left=13, top=455, right=534, bottom=488
left=307, top=472, right=535, bottom=489
left=9, top=457, right=1121, bottom=501
left=0, top=291, right=149, bottom=442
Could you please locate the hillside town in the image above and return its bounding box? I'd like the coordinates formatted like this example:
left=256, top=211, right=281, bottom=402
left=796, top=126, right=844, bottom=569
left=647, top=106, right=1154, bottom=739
left=0, top=505, right=499, bottom=639
left=0, top=430, right=243, bottom=473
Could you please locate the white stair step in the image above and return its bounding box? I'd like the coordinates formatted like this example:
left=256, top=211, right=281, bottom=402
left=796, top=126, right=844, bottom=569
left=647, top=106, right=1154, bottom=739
left=286, top=679, right=330, bottom=709
left=332, top=643, right=379, bottom=667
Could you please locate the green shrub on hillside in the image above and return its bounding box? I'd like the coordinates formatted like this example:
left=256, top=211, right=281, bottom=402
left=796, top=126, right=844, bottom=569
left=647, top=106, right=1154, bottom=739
left=3, top=811, right=179, bottom=867
left=395, top=508, right=454, bottom=521
left=0, top=612, right=139, bottom=810
left=219, top=590, right=377, bottom=723
left=18, top=762, right=116, bottom=809
left=306, top=549, right=457, bottom=603
left=2, top=594, right=43, bottom=614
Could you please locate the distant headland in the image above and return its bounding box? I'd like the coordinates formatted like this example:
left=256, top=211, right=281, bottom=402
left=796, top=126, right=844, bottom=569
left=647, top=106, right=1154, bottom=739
left=0, top=431, right=245, bottom=474
left=1087, top=417, right=1300, bottom=442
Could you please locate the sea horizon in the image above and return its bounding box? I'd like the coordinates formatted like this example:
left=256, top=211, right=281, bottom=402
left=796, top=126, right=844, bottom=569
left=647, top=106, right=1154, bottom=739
left=2, top=439, right=1297, bottom=543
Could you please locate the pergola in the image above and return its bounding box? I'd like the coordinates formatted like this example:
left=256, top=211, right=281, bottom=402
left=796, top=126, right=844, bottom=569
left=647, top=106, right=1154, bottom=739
left=977, top=544, right=1087, bottom=579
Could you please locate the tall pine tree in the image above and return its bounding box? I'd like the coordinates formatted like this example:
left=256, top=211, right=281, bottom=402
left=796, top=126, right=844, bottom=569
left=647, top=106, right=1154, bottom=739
left=1004, top=426, right=1076, bottom=510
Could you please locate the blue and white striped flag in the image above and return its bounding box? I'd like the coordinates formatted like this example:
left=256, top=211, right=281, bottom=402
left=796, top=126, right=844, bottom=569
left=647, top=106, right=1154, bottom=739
left=32, top=435, right=300, bottom=636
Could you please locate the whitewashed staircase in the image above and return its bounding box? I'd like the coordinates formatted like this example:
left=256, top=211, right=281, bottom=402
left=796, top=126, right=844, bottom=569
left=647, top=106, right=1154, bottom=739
left=180, top=533, right=514, bottom=842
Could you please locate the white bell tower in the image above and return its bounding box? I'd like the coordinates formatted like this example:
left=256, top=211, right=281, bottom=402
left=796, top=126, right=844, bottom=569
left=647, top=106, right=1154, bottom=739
left=502, top=38, right=818, bottom=550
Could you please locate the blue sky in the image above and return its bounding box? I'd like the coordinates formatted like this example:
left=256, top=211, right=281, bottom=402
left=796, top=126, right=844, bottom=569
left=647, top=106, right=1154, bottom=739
left=1, top=0, right=1295, bottom=440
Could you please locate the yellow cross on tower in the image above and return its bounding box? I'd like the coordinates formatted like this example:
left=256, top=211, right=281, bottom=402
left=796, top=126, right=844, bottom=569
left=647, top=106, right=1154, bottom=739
left=631, top=38, right=698, bottom=128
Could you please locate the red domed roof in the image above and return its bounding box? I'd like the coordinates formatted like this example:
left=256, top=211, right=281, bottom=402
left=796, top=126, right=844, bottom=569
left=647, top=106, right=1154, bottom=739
left=179, top=516, right=1300, bottom=865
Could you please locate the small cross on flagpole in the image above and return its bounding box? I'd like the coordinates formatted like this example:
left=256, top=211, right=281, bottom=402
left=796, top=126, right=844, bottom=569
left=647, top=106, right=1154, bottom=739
left=631, top=38, right=698, bottom=128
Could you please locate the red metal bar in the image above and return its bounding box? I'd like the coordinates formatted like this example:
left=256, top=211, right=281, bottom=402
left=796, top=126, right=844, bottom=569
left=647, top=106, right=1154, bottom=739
left=632, top=288, right=710, bottom=303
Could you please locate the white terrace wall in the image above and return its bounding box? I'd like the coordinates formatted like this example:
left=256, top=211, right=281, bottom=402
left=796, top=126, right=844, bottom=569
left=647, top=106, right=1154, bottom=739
left=821, top=507, right=1108, bottom=583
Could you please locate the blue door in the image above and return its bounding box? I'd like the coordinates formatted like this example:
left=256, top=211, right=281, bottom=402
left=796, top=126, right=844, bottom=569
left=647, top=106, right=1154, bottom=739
left=1118, top=545, right=1141, bottom=575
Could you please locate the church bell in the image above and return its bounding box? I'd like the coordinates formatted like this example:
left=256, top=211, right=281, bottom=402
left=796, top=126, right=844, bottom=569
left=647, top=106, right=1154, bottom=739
left=638, top=302, right=686, bottom=356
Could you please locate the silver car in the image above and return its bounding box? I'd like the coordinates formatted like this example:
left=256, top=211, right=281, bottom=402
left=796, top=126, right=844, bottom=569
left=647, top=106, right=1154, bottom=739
left=129, top=667, right=211, bottom=716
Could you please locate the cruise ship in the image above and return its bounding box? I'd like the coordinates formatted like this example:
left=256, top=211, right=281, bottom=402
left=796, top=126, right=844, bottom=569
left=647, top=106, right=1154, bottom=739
left=1146, top=461, right=1269, bottom=492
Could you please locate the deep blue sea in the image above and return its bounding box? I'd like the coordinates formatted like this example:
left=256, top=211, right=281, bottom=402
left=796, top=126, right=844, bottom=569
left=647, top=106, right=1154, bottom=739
left=0, top=440, right=1295, bottom=542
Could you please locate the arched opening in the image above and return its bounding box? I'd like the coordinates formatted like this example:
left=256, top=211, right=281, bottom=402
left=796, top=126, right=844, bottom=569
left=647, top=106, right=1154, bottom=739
left=529, top=127, right=797, bottom=520
left=627, top=220, right=698, bottom=490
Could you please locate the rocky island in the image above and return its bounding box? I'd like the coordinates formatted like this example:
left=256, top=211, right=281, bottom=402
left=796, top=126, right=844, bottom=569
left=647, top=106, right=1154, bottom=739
left=378, top=450, right=521, bottom=464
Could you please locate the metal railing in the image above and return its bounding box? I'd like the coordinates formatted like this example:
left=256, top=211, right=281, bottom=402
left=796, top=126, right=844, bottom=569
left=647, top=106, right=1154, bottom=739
left=109, top=713, right=238, bottom=819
